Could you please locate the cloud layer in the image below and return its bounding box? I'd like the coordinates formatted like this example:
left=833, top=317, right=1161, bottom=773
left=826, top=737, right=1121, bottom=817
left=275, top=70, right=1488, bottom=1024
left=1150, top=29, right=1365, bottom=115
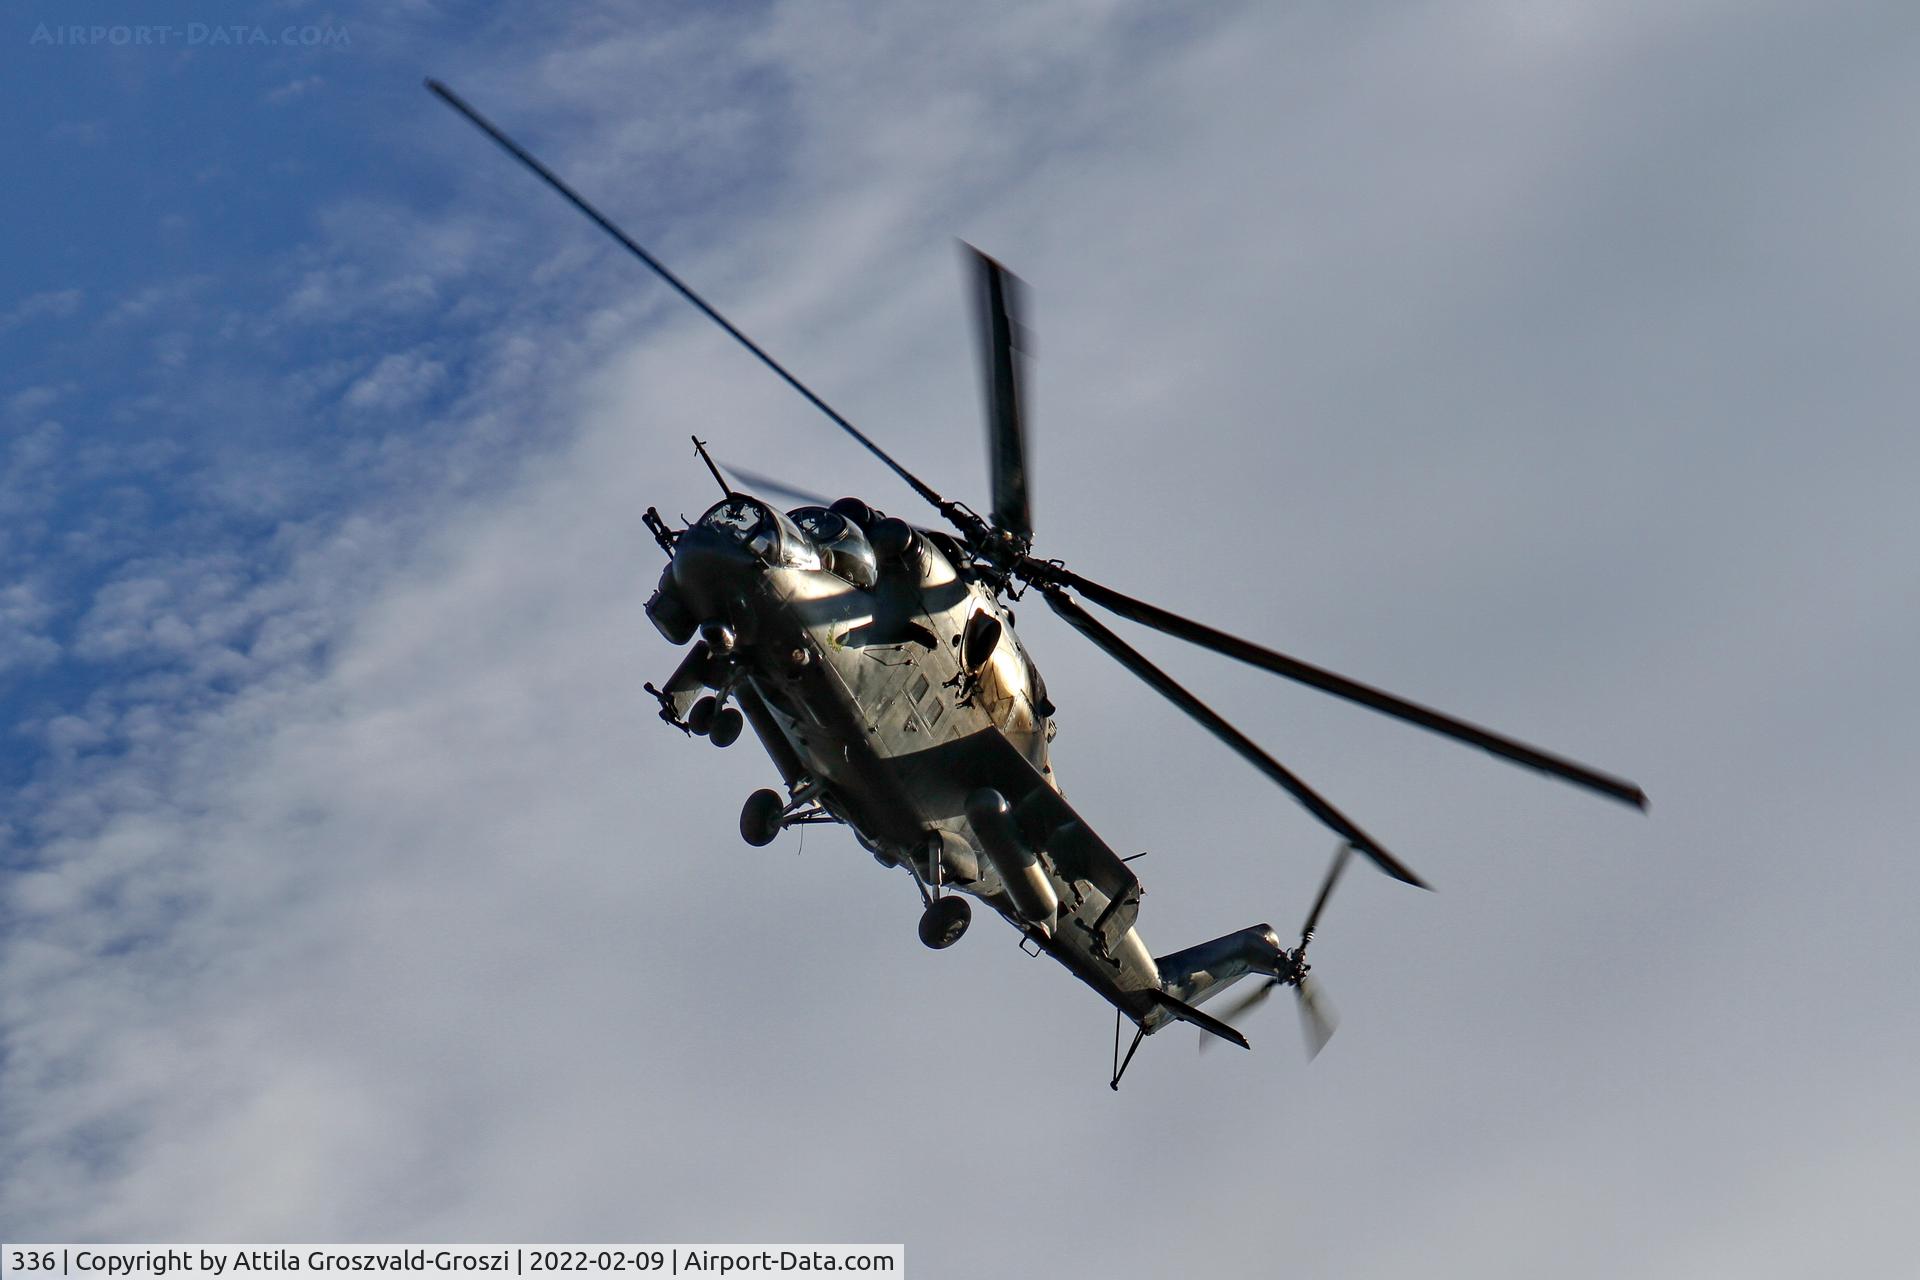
left=5, top=3, right=1918, bottom=1276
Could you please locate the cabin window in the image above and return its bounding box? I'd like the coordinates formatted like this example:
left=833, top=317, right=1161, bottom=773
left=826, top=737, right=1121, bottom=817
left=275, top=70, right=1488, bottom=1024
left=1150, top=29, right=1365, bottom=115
left=788, top=506, right=879, bottom=588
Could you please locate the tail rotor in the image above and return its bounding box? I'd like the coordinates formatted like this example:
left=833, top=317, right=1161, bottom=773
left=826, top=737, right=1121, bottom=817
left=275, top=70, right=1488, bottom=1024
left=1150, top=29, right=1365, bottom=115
left=1202, top=843, right=1354, bottom=1059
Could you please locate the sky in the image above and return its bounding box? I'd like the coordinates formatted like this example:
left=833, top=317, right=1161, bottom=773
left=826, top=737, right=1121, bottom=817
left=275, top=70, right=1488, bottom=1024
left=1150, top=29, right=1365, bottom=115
left=4, top=1, right=1919, bottom=1275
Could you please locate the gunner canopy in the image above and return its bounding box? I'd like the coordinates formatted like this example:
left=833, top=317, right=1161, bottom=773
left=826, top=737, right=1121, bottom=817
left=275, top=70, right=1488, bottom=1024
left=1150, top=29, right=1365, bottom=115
left=696, top=497, right=822, bottom=571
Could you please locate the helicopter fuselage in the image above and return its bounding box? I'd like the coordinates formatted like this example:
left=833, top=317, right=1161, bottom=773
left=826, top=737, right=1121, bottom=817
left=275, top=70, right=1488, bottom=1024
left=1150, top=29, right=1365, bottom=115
left=646, top=494, right=1204, bottom=1028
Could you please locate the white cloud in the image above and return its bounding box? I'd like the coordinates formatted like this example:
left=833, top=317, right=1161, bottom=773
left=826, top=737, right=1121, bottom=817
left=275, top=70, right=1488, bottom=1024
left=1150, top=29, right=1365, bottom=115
left=73, top=557, right=245, bottom=663
left=48, top=120, right=107, bottom=148
left=0, top=288, right=84, bottom=332
left=101, top=278, right=209, bottom=328
left=267, top=76, right=326, bottom=105
left=0, top=581, right=60, bottom=675
left=343, top=351, right=447, bottom=412
left=6, top=385, right=64, bottom=418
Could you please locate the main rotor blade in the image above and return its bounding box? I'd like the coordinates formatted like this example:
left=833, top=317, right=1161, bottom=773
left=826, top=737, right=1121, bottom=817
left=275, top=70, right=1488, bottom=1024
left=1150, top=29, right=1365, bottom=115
left=722, top=464, right=833, bottom=510
left=1044, top=590, right=1428, bottom=888
left=964, top=243, right=1033, bottom=543
left=426, top=79, right=952, bottom=517
left=1300, top=843, right=1354, bottom=945
left=1042, top=567, right=1647, bottom=810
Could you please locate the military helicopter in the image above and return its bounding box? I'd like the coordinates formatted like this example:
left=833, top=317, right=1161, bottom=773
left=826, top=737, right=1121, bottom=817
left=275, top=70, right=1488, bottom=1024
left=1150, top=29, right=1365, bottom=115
left=429, top=81, right=1646, bottom=1087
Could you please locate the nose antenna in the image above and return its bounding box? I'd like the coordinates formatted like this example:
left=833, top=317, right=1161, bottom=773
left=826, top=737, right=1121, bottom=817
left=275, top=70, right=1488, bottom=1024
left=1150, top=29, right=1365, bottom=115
left=691, top=436, right=734, bottom=497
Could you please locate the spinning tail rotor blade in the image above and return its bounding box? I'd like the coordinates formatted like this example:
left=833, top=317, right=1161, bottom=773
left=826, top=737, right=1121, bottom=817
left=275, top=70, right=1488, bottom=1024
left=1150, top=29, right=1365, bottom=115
left=1295, top=974, right=1338, bottom=1059
left=1038, top=567, right=1647, bottom=810
left=1301, top=843, right=1354, bottom=944
left=1044, top=589, right=1427, bottom=889
left=1292, top=845, right=1350, bottom=1057
left=1200, top=978, right=1337, bottom=1058
left=1198, top=977, right=1276, bottom=1054
left=425, top=79, right=956, bottom=519
left=1215, top=979, right=1278, bottom=1026
left=964, top=243, right=1033, bottom=543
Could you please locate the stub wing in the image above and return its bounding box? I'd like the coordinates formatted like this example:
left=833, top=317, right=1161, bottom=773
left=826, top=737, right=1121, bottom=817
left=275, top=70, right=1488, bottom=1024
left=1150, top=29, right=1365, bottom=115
left=892, top=727, right=1156, bottom=1004
left=892, top=727, right=1140, bottom=922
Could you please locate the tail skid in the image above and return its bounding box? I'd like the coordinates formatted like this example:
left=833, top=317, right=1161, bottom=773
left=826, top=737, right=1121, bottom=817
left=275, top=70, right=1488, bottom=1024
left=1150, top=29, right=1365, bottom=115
left=1110, top=990, right=1251, bottom=1090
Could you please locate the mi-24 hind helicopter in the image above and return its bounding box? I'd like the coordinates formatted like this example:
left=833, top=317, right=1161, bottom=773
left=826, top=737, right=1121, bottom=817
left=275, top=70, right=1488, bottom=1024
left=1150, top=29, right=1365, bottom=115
left=429, top=81, right=1647, bottom=1087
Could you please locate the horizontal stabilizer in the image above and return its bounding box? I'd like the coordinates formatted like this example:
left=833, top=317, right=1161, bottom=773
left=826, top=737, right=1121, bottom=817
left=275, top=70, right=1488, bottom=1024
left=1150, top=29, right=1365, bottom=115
left=1149, top=990, right=1250, bottom=1050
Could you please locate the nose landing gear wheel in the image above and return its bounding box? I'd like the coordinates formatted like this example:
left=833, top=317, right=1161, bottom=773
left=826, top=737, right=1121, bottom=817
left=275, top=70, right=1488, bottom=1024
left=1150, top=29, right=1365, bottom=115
left=740, top=788, right=785, bottom=847
left=918, top=895, right=972, bottom=949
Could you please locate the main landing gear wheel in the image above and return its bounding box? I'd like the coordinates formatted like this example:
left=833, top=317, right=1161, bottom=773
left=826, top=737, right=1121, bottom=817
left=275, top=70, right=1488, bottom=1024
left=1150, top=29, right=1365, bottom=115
left=708, top=705, right=743, bottom=747
left=740, top=788, right=784, bottom=847
left=687, top=696, right=718, bottom=736
left=918, top=895, right=972, bottom=949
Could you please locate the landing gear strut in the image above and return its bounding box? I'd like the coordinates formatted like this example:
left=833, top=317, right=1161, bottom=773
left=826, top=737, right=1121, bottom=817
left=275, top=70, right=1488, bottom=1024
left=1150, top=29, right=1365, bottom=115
left=739, top=778, right=838, bottom=847
left=904, top=836, right=972, bottom=949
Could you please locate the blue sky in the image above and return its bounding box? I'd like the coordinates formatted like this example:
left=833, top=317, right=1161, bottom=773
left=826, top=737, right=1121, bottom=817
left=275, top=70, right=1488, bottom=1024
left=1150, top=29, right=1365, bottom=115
left=6, top=6, right=421, bottom=778
left=5, top=2, right=1920, bottom=1275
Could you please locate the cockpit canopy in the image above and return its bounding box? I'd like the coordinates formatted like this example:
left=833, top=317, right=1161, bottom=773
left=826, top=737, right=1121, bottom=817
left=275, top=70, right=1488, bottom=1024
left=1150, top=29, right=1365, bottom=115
left=789, top=506, right=879, bottom=588
left=695, top=495, right=884, bottom=587
left=696, top=496, right=822, bottom=571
